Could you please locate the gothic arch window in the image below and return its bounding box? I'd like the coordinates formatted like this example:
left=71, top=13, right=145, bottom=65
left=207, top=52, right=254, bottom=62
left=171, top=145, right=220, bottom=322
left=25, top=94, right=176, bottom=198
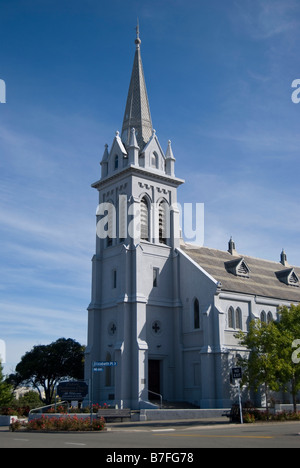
left=236, top=307, right=242, bottom=330
left=228, top=307, right=234, bottom=329
left=140, top=197, right=149, bottom=241
left=118, top=194, right=127, bottom=243
left=151, top=152, right=158, bottom=169
left=267, top=312, right=273, bottom=324
left=260, top=311, right=267, bottom=324
left=139, top=154, right=145, bottom=168
left=158, top=200, right=169, bottom=245
left=114, top=155, right=119, bottom=170
left=194, top=299, right=200, bottom=329
left=106, top=201, right=115, bottom=247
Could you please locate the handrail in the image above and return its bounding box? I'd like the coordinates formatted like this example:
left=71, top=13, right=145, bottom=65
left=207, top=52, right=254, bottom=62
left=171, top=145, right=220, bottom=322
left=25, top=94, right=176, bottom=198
left=29, top=401, right=69, bottom=415
left=148, top=390, right=163, bottom=409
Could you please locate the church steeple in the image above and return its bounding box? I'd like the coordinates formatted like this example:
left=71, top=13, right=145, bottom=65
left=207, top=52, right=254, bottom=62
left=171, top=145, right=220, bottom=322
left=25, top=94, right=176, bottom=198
left=121, top=23, right=153, bottom=151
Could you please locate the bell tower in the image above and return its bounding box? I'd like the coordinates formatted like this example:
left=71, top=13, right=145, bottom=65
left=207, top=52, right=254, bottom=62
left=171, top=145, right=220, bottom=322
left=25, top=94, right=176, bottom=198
left=85, top=26, right=184, bottom=409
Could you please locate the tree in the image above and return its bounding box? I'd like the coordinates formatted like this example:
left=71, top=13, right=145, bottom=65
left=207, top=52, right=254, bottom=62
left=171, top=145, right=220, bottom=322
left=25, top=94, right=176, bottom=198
left=275, top=305, right=300, bottom=412
left=235, top=320, right=283, bottom=414
left=10, top=338, right=85, bottom=405
left=0, top=361, right=13, bottom=407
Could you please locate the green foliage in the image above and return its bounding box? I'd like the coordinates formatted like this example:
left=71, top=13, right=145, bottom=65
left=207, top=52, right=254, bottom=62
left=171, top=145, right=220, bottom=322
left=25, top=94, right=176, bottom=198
left=276, top=305, right=300, bottom=411
left=0, top=361, right=13, bottom=407
left=10, top=338, right=85, bottom=405
left=17, top=390, right=42, bottom=408
left=235, top=304, right=300, bottom=412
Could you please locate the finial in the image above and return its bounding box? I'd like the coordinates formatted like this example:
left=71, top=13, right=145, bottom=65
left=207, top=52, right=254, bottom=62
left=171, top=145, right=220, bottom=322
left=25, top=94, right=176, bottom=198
left=228, top=237, right=237, bottom=256
left=280, top=248, right=289, bottom=266
left=135, top=18, right=141, bottom=48
left=129, top=127, right=139, bottom=149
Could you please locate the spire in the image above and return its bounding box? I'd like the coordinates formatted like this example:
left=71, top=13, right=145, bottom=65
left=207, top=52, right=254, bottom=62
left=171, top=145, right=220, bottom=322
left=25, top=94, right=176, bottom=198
left=165, top=140, right=176, bottom=176
left=121, top=24, right=153, bottom=151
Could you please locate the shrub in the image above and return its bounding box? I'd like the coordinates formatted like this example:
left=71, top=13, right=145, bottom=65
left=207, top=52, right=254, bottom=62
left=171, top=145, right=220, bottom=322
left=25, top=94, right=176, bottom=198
left=243, top=413, right=255, bottom=424
left=22, top=415, right=106, bottom=432
left=0, top=406, right=31, bottom=417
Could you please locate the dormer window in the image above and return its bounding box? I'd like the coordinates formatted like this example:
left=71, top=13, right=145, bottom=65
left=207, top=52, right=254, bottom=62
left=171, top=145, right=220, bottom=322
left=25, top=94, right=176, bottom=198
left=225, top=257, right=250, bottom=278
left=276, top=268, right=300, bottom=287
left=114, top=155, right=119, bottom=170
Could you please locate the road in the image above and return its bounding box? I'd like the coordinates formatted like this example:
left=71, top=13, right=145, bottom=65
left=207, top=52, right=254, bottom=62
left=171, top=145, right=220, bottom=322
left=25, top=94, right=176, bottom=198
left=1, top=421, right=300, bottom=449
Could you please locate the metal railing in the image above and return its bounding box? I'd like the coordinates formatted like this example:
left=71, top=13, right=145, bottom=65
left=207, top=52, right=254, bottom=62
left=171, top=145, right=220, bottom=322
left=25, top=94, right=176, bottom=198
left=29, top=401, right=69, bottom=415
left=148, top=390, right=163, bottom=409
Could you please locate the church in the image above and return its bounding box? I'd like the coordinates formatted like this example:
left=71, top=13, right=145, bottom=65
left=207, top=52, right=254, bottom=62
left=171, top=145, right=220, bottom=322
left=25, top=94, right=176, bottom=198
left=84, top=28, right=300, bottom=410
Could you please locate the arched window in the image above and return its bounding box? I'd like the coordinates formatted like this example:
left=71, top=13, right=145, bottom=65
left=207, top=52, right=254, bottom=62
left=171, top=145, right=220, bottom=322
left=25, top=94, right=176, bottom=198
left=236, top=308, right=242, bottom=330
left=106, top=201, right=115, bottom=247
left=151, top=152, right=158, bottom=169
left=260, top=311, right=266, bottom=324
left=194, top=299, right=200, bottom=329
left=140, top=197, right=149, bottom=241
left=228, top=307, right=234, bottom=329
left=267, top=312, right=273, bottom=324
left=139, top=154, right=145, bottom=168
left=159, top=201, right=168, bottom=245
left=118, top=194, right=127, bottom=243
left=114, top=155, right=119, bottom=170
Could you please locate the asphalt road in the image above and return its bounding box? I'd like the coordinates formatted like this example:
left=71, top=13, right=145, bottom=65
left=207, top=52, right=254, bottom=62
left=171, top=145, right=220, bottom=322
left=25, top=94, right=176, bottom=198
left=1, top=421, right=300, bottom=449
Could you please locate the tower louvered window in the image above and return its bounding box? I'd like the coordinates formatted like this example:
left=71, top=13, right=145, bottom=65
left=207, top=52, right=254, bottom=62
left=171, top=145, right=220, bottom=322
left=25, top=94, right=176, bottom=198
left=140, top=197, right=149, bottom=241
left=159, top=201, right=167, bottom=245
left=107, top=205, right=114, bottom=247
left=119, top=195, right=127, bottom=242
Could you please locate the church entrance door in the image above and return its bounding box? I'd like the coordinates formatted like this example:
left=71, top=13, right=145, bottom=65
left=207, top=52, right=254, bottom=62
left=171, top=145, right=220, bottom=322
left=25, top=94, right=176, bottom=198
left=148, top=359, right=161, bottom=400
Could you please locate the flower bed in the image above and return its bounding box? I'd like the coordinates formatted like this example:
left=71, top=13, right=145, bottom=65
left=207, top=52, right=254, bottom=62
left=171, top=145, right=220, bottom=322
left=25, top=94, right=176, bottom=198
left=0, top=406, right=30, bottom=417
left=10, top=415, right=105, bottom=432
left=242, top=410, right=300, bottom=423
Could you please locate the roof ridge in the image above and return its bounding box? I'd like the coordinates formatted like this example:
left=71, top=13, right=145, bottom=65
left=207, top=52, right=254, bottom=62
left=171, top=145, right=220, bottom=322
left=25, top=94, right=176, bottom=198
left=182, top=243, right=299, bottom=269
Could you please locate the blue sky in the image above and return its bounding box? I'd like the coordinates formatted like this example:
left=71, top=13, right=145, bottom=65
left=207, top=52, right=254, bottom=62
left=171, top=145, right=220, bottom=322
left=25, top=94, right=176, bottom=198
left=1, top=0, right=300, bottom=375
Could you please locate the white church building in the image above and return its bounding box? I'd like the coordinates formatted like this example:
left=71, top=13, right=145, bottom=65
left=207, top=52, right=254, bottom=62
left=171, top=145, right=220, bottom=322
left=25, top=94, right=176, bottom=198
left=85, top=29, right=300, bottom=410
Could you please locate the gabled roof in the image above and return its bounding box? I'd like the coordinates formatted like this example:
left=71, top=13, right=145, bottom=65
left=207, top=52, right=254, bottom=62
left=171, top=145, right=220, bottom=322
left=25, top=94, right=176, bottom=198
left=181, top=244, right=300, bottom=302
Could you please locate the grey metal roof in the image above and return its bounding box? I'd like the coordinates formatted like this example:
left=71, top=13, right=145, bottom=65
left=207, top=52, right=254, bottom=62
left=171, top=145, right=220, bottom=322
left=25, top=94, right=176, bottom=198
left=181, top=244, right=300, bottom=302
left=121, top=34, right=153, bottom=151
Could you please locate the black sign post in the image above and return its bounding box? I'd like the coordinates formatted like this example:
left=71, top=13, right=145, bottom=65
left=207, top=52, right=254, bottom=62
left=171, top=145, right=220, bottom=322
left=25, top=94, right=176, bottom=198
left=232, top=367, right=243, bottom=425
left=232, top=367, right=243, bottom=380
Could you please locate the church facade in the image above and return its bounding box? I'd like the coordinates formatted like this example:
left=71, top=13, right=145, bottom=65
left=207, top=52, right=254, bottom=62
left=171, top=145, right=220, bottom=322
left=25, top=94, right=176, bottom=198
left=85, top=30, right=300, bottom=409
